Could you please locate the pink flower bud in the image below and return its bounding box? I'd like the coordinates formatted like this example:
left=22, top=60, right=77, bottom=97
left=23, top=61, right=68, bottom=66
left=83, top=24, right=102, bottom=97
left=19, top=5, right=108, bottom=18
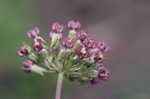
left=52, top=22, right=64, bottom=33
left=94, top=50, right=105, bottom=63
left=83, top=37, right=97, bottom=48
left=62, top=38, right=76, bottom=48
left=76, top=45, right=91, bottom=59
left=78, top=30, right=88, bottom=41
left=27, top=27, right=40, bottom=38
left=68, top=20, right=81, bottom=29
left=22, top=60, right=33, bottom=67
left=97, top=41, right=110, bottom=52
left=17, top=45, right=30, bottom=56
left=32, top=37, right=46, bottom=51
left=97, top=66, right=110, bottom=80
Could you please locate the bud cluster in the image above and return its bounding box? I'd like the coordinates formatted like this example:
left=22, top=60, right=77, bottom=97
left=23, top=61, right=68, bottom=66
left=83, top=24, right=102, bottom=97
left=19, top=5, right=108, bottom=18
left=17, top=20, right=110, bottom=84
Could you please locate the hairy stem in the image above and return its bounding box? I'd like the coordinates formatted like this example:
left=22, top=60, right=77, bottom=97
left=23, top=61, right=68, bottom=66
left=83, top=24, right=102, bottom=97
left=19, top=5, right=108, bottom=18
left=55, top=72, right=64, bottom=99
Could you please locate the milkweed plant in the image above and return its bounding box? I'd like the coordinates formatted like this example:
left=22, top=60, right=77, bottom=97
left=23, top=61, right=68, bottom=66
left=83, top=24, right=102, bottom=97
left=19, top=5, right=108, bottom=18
left=17, top=20, right=111, bottom=99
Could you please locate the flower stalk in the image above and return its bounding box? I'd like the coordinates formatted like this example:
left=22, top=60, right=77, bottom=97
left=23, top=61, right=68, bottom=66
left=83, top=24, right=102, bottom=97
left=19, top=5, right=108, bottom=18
left=55, top=72, right=64, bottom=99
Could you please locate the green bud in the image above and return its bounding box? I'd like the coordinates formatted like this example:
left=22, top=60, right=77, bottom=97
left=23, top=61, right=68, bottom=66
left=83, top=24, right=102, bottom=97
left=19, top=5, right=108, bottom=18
left=30, top=64, right=47, bottom=76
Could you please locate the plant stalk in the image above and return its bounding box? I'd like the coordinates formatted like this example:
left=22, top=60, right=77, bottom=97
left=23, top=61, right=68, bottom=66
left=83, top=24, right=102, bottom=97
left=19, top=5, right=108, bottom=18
left=55, top=72, right=64, bottom=99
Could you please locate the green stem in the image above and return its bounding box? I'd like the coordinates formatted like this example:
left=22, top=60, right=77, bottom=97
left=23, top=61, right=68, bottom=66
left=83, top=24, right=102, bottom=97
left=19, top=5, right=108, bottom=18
left=55, top=72, right=64, bottom=99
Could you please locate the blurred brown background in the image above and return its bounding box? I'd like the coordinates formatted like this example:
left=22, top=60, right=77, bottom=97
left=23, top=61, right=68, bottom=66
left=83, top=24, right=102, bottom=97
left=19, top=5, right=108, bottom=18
left=0, top=0, right=150, bottom=99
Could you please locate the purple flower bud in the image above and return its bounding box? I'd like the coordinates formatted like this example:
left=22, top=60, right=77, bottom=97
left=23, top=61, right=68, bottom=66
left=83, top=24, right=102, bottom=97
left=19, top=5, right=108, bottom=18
left=62, top=38, right=76, bottom=48
left=94, top=50, right=106, bottom=63
left=97, top=66, right=110, bottom=80
left=17, top=45, right=30, bottom=56
left=22, top=60, right=33, bottom=67
left=76, top=45, right=91, bottom=59
left=83, top=37, right=97, bottom=48
left=77, top=30, right=88, bottom=41
left=32, top=37, right=46, bottom=51
left=27, top=27, right=40, bottom=38
left=68, top=20, right=81, bottom=29
left=52, top=22, right=64, bottom=33
left=97, top=41, right=110, bottom=53
left=21, top=60, right=33, bottom=72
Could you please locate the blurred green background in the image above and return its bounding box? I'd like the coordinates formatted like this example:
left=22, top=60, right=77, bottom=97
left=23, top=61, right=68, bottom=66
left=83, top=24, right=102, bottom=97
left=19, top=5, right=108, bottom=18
left=1, top=0, right=150, bottom=99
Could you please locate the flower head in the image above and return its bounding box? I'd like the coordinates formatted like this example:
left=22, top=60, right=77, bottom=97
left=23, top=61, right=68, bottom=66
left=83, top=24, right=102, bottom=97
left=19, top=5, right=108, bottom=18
left=17, top=20, right=111, bottom=85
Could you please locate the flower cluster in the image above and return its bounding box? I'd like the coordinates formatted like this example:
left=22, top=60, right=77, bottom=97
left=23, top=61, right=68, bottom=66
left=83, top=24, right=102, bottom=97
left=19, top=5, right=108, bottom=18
left=17, top=20, right=110, bottom=84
